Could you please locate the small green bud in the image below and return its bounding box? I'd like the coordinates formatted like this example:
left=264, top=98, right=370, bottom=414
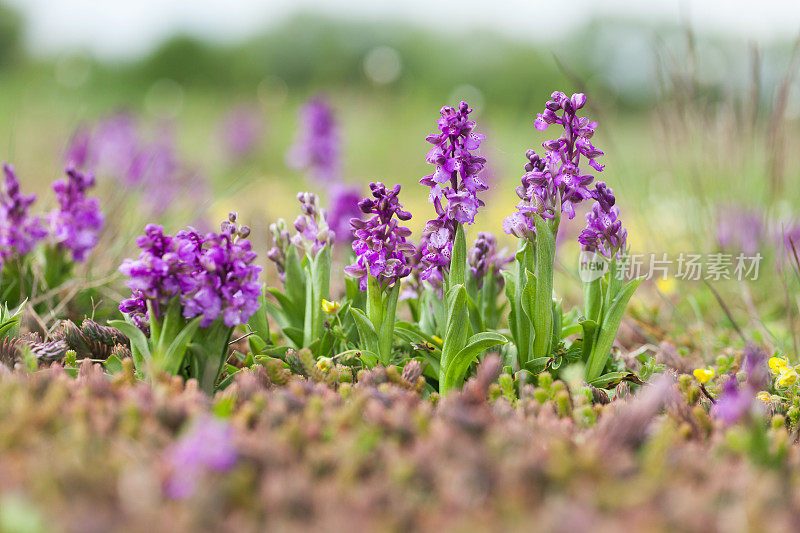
left=555, top=390, right=572, bottom=418
left=533, top=387, right=549, bottom=404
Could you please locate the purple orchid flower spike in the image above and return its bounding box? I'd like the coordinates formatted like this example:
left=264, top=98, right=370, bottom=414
left=0, top=164, right=47, bottom=270
left=48, top=166, right=105, bottom=262
left=345, top=182, right=414, bottom=291
left=418, top=101, right=487, bottom=284
left=505, top=92, right=604, bottom=240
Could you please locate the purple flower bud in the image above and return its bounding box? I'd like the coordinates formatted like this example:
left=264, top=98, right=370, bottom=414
left=468, top=232, right=512, bottom=289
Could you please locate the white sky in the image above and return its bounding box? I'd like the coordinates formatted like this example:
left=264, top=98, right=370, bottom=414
left=7, top=0, right=800, bottom=59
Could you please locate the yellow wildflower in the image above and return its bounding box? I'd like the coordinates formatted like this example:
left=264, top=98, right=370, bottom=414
left=769, top=356, right=789, bottom=374
left=321, top=299, right=341, bottom=314
left=776, top=366, right=798, bottom=388
left=316, top=357, right=333, bottom=373
left=656, top=277, right=677, bottom=295
left=756, top=391, right=772, bottom=403
left=693, top=367, right=715, bottom=384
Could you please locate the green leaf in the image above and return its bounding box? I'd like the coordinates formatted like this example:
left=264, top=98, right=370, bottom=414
left=157, top=298, right=184, bottom=354
left=161, top=316, right=203, bottom=375
left=587, top=371, right=645, bottom=389
left=103, top=354, right=123, bottom=374
left=284, top=247, right=306, bottom=310
left=215, top=370, right=241, bottom=392
left=303, top=246, right=330, bottom=347
left=259, top=345, right=293, bottom=359
left=145, top=300, right=162, bottom=347
left=247, top=286, right=270, bottom=342
left=561, top=324, right=582, bottom=338
left=356, top=349, right=379, bottom=368
left=441, top=331, right=508, bottom=392
left=604, top=259, right=623, bottom=315
left=580, top=319, right=598, bottom=364
left=502, top=269, right=524, bottom=362
left=466, top=292, right=485, bottom=335
left=267, top=288, right=303, bottom=328
left=449, top=223, right=467, bottom=289
left=532, top=215, right=555, bottom=360
left=350, top=307, right=379, bottom=364
left=0, top=298, right=25, bottom=339
left=108, top=319, right=150, bottom=371
left=439, top=285, right=470, bottom=395
left=585, top=277, right=644, bottom=381
left=583, top=277, right=603, bottom=323
left=376, top=283, right=400, bottom=365
left=248, top=334, right=268, bottom=355
left=395, top=322, right=442, bottom=353
left=523, top=357, right=550, bottom=374
left=282, top=327, right=305, bottom=348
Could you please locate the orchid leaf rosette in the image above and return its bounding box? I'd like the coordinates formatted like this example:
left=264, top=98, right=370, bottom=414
left=418, top=102, right=507, bottom=394
left=112, top=213, right=261, bottom=393
left=345, top=182, right=414, bottom=366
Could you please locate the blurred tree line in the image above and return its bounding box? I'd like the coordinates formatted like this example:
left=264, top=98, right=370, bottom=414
left=2, top=2, right=797, bottom=115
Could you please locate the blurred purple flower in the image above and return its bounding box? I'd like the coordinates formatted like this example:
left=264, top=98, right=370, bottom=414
left=0, top=164, right=47, bottom=269
left=716, top=206, right=763, bottom=255
left=163, top=416, right=237, bottom=499
left=218, top=105, right=264, bottom=161
left=48, top=166, right=105, bottom=262
left=266, top=219, right=292, bottom=282
left=286, top=97, right=340, bottom=183
left=65, top=113, right=208, bottom=214
left=345, top=182, right=414, bottom=290
left=64, top=126, right=92, bottom=169
left=327, top=185, right=362, bottom=244
left=468, top=232, right=511, bottom=289
left=783, top=224, right=800, bottom=255
left=711, top=344, right=768, bottom=426
left=711, top=375, right=753, bottom=426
